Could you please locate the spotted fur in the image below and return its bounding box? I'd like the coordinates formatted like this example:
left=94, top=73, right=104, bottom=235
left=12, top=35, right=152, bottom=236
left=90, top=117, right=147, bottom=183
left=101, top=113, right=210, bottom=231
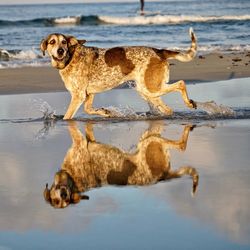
left=40, top=28, right=198, bottom=119
left=44, top=123, right=199, bottom=208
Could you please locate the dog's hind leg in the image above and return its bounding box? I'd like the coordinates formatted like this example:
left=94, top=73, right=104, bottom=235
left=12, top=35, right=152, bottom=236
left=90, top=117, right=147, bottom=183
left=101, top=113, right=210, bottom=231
left=140, top=93, right=173, bottom=115
left=161, top=80, right=197, bottom=109
left=166, top=166, right=199, bottom=196
left=149, top=97, right=173, bottom=115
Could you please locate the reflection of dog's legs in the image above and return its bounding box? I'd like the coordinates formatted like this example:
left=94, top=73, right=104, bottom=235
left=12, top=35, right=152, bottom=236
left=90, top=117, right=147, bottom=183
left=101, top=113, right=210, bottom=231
left=167, top=166, right=199, bottom=195
left=67, top=121, right=85, bottom=144
left=64, top=94, right=85, bottom=120
left=162, top=80, right=197, bottom=109
left=84, top=94, right=116, bottom=117
left=85, top=123, right=95, bottom=142
left=139, top=121, right=164, bottom=141
left=148, top=120, right=164, bottom=134
left=161, top=125, right=194, bottom=151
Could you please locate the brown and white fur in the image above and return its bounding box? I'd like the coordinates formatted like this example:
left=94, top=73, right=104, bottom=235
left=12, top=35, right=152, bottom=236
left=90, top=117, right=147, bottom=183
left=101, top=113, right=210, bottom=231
left=44, top=122, right=199, bottom=208
left=40, top=28, right=197, bottom=119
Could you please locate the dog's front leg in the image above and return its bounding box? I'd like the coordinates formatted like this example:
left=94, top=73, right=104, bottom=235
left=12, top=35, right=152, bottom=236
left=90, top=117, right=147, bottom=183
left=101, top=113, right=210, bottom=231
left=63, top=93, right=85, bottom=120
left=84, top=93, right=116, bottom=117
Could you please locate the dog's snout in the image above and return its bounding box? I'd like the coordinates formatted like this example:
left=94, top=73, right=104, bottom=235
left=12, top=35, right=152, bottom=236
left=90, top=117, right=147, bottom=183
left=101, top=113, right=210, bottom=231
left=57, top=48, right=64, bottom=56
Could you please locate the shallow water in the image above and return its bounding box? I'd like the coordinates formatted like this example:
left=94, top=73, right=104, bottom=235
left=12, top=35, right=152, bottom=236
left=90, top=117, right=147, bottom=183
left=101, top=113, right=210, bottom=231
left=0, top=78, right=250, bottom=249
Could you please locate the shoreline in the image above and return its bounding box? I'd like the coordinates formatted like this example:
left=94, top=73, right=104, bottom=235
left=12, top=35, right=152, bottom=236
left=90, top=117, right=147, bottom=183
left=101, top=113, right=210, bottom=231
left=0, top=51, right=250, bottom=95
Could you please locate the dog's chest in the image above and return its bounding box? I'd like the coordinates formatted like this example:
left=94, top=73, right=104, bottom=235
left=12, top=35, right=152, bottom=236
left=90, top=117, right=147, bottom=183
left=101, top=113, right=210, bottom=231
left=59, top=64, right=88, bottom=93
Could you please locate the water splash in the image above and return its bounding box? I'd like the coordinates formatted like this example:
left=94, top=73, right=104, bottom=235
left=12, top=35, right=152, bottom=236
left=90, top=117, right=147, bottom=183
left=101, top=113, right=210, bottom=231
left=127, top=80, right=136, bottom=89
left=35, top=122, right=54, bottom=140
left=105, top=105, right=146, bottom=118
left=196, top=101, right=236, bottom=116
left=32, top=99, right=57, bottom=120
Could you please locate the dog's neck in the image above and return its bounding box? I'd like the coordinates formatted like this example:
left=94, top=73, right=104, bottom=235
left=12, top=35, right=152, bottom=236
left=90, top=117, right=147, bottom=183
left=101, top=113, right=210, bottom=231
left=62, top=44, right=81, bottom=69
left=59, top=45, right=90, bottom=73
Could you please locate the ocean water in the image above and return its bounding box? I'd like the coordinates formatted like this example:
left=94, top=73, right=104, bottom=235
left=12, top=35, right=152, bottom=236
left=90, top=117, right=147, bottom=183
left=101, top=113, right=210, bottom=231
left=0, top=0, right=250, bottom=68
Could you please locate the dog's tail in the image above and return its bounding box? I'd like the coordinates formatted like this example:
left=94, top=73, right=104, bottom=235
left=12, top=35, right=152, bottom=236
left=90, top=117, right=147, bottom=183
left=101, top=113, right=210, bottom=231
left=163, top=28, right=197, bottom=62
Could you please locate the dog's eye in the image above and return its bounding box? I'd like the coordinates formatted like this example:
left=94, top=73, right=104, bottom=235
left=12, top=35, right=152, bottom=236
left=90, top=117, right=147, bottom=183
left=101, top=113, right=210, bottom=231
left=62, top=40, right=67, bottom=45
left=49, top=39, right=55, bottom=45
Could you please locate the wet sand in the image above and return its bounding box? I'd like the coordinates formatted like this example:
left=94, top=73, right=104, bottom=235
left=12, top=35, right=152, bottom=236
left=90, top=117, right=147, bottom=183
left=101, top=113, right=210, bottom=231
left=0, top=49, right=250, bottom=249
left=0, top=52, right=250, bottom=95
left=0, top=77, right=250, bottom=249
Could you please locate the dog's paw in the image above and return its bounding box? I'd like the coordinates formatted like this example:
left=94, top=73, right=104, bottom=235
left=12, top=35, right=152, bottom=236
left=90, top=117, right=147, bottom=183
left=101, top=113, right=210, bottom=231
left=189, top=99, right=197, bottom=109
left=98, top=108, right=119, bottom=117
left=187, top=124, right=197, bottom=131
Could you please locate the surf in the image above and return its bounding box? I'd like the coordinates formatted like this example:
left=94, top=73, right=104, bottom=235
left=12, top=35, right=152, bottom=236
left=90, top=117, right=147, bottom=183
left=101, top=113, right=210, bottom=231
left=0, top=15, right=101, bottom=28
left=0, top=14, right=250, bottom=28
left=98, top=14, right=250, bottom=25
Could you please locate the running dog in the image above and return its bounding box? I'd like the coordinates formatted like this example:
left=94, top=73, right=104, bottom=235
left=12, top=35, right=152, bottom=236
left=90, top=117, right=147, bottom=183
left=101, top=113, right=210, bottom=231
left=40, top=28, right=197, bottom=119
left=44, top=122, right=199, bottom=208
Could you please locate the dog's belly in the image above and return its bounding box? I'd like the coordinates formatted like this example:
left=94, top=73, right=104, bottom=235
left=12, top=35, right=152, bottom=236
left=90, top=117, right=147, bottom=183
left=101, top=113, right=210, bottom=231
left=87, top=69, right=132, bottom=94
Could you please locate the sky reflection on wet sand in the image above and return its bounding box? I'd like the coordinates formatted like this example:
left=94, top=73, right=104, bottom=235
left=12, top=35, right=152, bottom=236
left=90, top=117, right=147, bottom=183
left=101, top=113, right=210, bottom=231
left=0, top=78, right=250, bottom=249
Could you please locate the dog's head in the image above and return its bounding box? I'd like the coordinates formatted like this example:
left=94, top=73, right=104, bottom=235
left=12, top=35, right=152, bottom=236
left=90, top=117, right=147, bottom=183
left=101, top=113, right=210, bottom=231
left=44, top=170, right=89, bottom=208
left=40, top=33, right=86, bottom=69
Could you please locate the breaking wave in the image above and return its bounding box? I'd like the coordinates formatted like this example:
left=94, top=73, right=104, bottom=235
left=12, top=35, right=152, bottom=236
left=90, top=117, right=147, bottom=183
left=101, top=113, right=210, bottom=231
left=99, top=14, right=250, bottom=25
left=1, top=44, right=250, bottom=69
left=1, top=14, right=250, bottom=27
left=0, top=15, right=102, bottom=27
left=0, top=48, right=48, bottom=68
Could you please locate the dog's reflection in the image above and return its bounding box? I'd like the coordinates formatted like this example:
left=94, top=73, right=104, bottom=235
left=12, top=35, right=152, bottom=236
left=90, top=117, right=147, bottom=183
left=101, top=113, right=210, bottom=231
left=44, top=122, right=199, bottom=208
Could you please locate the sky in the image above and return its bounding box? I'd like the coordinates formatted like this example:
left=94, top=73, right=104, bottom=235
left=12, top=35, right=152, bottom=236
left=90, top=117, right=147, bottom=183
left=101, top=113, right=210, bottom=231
left=0, top=0, right=150, bottom=5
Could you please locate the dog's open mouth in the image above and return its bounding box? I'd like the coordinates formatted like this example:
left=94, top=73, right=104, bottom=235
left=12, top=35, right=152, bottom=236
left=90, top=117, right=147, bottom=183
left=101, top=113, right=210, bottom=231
left=52, top=55, right=65, bottom=62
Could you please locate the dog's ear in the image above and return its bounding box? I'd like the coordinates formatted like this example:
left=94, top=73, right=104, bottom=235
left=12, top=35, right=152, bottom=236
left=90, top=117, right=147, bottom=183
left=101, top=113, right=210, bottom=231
left=81, top=194, right=89, bottom=200
left=66, top=36, right=86, bottom=47
left=43, top=183, right=51, bottom=202
left=78, top=39, right=87, bottom=45
left=40, top=38, right=48, bottom=56
left=71, top=192, right=89, bottom=204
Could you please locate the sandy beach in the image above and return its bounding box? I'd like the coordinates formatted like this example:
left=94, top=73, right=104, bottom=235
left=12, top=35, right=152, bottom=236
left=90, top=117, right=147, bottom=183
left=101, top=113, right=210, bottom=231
left=1, top=1, right=250, bottom=248
left=1, top=47, right=250, bottom=250
left=0, top=52, right=249, bottom=95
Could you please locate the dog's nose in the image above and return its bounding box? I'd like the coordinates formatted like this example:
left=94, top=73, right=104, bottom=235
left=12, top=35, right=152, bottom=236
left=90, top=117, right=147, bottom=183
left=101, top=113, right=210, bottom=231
left=57, top=48, right=64, bottom=56
left=60, top=189, right=67, bottom=199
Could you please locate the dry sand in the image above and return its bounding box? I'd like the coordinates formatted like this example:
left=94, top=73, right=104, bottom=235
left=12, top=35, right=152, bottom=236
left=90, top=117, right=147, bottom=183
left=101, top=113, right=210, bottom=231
left=0, top=52, right=250, bottom=95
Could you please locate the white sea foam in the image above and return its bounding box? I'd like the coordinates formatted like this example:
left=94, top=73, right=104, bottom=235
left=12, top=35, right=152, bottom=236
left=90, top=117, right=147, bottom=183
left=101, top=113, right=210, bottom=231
left=53, top=16, right=81, bottom=25
left=189, top=44, right=250, bottom=54
left=0, top=48, right=10, bottom=57
left=11, top=49, right=39, bottom=60
left=0, top=62, right=49, bottom=69
left=0, top=41, right=249, bottom=69
left=99, top=14, right=250, bottom=25
left=0, top=49, right=48, bottom=69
